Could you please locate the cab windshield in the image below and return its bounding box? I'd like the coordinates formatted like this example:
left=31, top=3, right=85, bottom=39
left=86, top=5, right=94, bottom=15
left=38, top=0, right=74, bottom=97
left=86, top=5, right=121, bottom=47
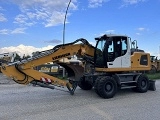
left=94, top=36, right=128, bottom=68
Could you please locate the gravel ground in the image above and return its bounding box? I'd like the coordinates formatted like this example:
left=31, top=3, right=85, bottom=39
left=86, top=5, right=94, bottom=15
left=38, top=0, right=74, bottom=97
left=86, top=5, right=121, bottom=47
left=0, top=73, right=160, bottom=120
left=0, top=73, right=15, bottom=84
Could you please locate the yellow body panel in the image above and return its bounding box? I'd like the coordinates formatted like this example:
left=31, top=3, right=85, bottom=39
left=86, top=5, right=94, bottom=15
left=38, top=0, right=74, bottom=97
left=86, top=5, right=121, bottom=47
left=1, top=65, right=70, bottom=86
left=96, top=52, right=151, bottom=72
left=20, top=44, right=94, bottom=70
left=131, top=52, right=150, bottom=69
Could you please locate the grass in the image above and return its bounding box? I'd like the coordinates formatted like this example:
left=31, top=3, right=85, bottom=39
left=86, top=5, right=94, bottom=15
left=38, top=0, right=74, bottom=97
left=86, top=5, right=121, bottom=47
left=146, top=72, right=160, bottom=80
left=54, top=73, right=160, bottom=81
left=56, top=75, right=68, bottom=80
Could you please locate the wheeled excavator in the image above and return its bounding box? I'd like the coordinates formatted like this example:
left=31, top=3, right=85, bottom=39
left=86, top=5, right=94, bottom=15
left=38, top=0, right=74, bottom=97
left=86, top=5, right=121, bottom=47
left=1, top=34, right=154, bottom=98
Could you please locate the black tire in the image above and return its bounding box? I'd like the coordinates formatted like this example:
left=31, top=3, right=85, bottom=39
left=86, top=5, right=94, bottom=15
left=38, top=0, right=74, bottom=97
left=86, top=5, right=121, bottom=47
left=97, top=76, right=117, bottom=99
left=78, top=77, right=93, bottom=90
left=136, top=74, right=149, bottom=93
left=94, top=77, right=102, bottom=96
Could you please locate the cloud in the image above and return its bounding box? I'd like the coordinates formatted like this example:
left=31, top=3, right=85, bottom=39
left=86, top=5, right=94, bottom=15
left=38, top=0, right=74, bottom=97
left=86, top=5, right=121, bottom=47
left=0, top=28, right=26, bottom=34
left=0, top=29, right=10, bottom=34
left=136, top=27, right=149, bottom=35
left=44, top=12, right=67, bottom=27
left=95, top=29, right=115, bottom=37
left=146, top=50, right=160, bottom=59
left=44, top=39, right=62, bottom=44
left=137, top=27, right=149, bottom=31
left=106, top=30, right=115, bottom=33
left=0, top=6, right=4, bottom=11
left=10, top=0, right=77, bottom=27
left=123, top=0, right=146, bottom=4
left=89, top=41, right=96, bottom=46
left=11, top=28, right=26, bottom=34
left=14, top=14, right=36, bottom=27
left=0, top=13, right=7, bottom=22
left=136, top=33, right=141, bottom=35
left=0, top=44, right=54, bottom=57
left=137, top=27, right=145, bottom=31
left=88, top=0, right=110, bottom=8
left=121, top=0, right=146, bottom=7
left=135, top=27, right=149, bottom=35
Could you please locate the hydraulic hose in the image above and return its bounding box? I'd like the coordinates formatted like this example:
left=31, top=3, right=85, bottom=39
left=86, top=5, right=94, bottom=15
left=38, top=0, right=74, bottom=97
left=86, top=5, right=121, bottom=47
left=14, top=63, right=29, bottom=84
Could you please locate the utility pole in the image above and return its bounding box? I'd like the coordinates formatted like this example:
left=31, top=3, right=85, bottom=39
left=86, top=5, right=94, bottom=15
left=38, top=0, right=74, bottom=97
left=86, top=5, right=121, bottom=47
left=62, top=0, right=72, bottom=78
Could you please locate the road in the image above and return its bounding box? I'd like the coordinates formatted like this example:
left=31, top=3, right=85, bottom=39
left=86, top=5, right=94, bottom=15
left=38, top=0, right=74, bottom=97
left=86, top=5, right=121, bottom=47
left=0, top=80, right=160, bottom=120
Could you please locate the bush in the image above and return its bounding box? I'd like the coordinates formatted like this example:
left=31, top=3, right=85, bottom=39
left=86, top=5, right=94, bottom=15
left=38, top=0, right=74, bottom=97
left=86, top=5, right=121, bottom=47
left=147, top=73, right=160, bottom=80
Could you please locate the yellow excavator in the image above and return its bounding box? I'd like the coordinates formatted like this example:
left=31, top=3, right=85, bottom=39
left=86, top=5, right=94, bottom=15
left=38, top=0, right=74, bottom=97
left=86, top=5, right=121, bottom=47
left=1, top=34, right=154, bottom=98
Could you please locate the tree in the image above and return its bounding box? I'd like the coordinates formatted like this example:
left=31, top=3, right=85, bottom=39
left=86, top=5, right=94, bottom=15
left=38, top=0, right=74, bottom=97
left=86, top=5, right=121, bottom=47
left=24, top=55, right=31, bottom=59
left=14, top=53, right=21, bottom=61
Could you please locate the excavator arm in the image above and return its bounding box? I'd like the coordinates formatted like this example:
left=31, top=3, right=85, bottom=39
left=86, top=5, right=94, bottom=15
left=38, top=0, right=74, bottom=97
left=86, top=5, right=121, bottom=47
left=1, top=38, right=95, bottom=94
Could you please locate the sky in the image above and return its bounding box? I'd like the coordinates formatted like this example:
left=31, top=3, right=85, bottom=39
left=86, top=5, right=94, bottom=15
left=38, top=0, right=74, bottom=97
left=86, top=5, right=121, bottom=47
left=0, top=0, right=160, bottom=57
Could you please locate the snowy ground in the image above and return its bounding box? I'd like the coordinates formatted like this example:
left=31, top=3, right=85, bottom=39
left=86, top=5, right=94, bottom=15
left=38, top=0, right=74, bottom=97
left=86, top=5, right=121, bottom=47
left=0, top=73, right=160, bottom=120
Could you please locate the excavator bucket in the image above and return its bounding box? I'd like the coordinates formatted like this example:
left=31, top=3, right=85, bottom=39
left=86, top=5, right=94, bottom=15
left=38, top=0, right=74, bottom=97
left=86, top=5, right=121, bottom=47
left=58, top=62, right=84, bottom=81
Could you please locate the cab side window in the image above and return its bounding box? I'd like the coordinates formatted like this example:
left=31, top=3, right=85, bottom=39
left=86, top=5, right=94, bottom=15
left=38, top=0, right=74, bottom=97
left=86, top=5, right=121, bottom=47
left=114, top=37, right=121, bottom=58
left=121, top=37, right=127, bottom=56
left=107, top=41, right=114, bottom=62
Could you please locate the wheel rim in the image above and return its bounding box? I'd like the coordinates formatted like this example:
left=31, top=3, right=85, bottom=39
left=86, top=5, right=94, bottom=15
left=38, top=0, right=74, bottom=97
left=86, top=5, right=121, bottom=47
left=105, top=82, right=113, bottom=92
left=141, top=80, right=147, bottom=88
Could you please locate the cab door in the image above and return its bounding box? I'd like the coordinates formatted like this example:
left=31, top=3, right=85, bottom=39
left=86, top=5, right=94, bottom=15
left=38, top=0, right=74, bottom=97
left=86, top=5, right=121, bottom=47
left=107, top=37, right=130, bottom=68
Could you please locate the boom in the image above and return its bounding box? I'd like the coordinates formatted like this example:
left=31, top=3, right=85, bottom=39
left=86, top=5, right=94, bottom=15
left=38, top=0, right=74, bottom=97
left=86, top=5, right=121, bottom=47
left=1, top=38, right=95, bottom=94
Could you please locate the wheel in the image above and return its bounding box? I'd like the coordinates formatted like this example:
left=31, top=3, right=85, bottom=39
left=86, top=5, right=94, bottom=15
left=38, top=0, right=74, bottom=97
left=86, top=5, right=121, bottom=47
left=136, top=74, right=149, bottom=93
left=78, top=77, right=93, bottom=90
left=148, top=80, right=156, bottom=91
left=94, top=77, right=102, bottom=96
left=149, top=65, right=157, bottom=74
left=97, top=76, right=117, bottom=99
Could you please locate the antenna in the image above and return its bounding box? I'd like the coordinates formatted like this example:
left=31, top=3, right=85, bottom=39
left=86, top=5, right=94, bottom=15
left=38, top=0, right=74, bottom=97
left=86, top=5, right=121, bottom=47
left=63, top=0, right=72, bottom=45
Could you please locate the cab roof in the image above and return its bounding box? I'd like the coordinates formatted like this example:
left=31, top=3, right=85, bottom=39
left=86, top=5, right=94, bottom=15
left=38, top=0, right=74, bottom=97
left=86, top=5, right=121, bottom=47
left=95, top=34, right=129, bottom=40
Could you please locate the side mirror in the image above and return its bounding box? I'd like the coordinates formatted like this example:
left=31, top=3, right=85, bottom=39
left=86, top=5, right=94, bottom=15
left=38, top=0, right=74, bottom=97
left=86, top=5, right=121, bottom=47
left=131, top=41, right=135, bottom=46
left=155, top=57, right=158, bottom=60
left=95, top=37, right=100, bottom=40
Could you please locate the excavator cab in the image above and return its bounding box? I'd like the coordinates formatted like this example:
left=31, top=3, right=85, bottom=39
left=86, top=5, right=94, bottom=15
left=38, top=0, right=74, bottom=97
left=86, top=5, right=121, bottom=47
left=86, top=34, right=151, bottom=74
left=94, top=34, right=130, bottom=68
